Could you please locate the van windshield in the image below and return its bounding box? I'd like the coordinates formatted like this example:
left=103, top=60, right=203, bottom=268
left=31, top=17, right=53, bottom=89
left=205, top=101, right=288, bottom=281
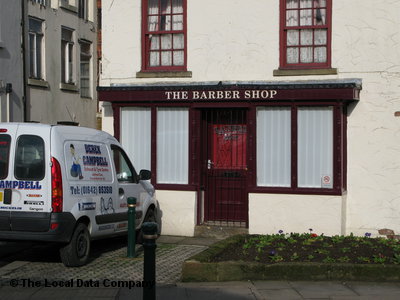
left=0, top=135, right=11, bottom=179
left=15, top=135, right=45, bottom=181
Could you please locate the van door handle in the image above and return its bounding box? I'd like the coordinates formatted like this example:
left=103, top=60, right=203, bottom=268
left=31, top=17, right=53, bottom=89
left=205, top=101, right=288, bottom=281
left=4, top=189, right=12, bottom=205
left=119, top=188, right=124, bottom=197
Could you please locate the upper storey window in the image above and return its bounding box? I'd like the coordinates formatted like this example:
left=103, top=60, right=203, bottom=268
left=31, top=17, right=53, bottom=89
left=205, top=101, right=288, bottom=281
left=142, top=0, right=186, bottom=71
left=280, top=0, right=331, bottom=69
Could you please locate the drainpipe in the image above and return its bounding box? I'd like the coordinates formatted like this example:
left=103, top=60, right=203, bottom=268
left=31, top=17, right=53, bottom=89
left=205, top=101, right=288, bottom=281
left=21, top=0, right=27, bottom=121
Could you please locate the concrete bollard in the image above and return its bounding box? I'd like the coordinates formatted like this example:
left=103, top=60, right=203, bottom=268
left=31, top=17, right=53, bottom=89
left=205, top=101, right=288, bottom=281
left=127, top=197, right=137, bottom=258
left=142, top=222, right=158, bottom=300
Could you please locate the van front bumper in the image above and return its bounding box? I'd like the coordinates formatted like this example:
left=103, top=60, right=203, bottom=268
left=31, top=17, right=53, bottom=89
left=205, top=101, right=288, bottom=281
left=0, top=212, right=76, bottom=243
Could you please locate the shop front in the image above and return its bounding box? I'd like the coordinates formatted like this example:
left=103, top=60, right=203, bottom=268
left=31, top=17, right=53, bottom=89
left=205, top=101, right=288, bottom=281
left=98, top=79, right=361, bottom=236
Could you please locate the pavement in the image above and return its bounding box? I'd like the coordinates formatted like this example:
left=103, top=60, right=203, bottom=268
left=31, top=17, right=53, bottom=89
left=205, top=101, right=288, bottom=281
left=0, top=235, right=400, bottom=299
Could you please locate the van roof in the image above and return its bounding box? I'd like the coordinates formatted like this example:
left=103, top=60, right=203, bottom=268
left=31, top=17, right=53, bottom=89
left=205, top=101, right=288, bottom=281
left=0, top=123, right=117, bottom=143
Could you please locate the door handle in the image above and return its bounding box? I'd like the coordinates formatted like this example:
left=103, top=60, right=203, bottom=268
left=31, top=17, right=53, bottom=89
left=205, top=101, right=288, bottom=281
left=119, top=188, right=124, bottom=197
left=207, top=159, right=214, bottom=169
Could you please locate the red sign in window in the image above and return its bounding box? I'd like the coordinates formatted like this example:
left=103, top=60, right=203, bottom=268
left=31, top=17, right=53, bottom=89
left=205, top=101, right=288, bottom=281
left=212, top=125, right=247, bottom=169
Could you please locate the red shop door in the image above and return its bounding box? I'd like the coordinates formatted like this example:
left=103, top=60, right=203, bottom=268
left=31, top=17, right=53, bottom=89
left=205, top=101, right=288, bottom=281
left=202, top=109, right=248, bottom=225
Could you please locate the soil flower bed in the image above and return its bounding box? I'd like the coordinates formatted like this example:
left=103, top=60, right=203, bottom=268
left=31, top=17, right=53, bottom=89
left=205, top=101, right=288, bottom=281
left=209, top=231, right=400, bottom=265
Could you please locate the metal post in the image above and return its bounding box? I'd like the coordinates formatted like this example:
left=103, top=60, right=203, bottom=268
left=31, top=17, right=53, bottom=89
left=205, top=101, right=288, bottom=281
left=127, top=197, right=137, bottom=258
left=142, top=222, right=158, bottom=300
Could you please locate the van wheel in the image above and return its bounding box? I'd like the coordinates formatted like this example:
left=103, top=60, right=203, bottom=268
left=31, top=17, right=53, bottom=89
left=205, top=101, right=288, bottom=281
left=136, top=208, right=156, bottom=244
left=60, top=223, right=90, bottom=267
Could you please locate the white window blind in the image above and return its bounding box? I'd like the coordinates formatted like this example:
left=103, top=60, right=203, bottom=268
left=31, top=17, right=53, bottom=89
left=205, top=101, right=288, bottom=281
left=157, top=108, right=188, bottom=184
left=121, top=108, right=151, bottom=172
left=257, top=107, right=291, bottom=187
left=297, top=107, right=333, bottom=188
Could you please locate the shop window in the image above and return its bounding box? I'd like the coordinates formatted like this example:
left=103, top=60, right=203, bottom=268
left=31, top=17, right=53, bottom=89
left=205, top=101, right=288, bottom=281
left=280, top=0, right=331, bottom=69
left=28, top=17, right=44, bottom=79
left=257, top=107, right=291, bottom=187
left=142, top=0, right=186, bottom=71
left=156, top=108, right=188, bottom=184
left=80, top=40, right=91, bottom=98
left=257, top=105, right=341, bottom=193
left=297, top=107, right=333, bottom=188
left=120, top=107, right=152, bottom=172
left=61, top=27, right=75, bottom=84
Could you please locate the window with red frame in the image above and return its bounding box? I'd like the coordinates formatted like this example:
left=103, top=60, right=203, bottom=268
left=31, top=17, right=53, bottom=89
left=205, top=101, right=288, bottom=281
left=280, top=0, right=331, bottom=69
left=142, top=0, right=186, bottom=71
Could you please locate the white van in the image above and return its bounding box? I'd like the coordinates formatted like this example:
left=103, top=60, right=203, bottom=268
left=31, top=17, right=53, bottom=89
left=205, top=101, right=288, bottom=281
left=0, top=122, right=160, bottom=266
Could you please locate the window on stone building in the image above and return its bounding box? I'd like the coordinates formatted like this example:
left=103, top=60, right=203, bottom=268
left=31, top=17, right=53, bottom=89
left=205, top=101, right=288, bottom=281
left=280, top=0, right=332, bottom=69
left=80, top=41, right=91, bottom=98
left=28, top=17, right=44, bottom=79
left=32, top=0, right=47, bottom=6
left=78, top=0, right=88, bottom=20
left=142, top=0, right=187, bottom=71
left=61, top=27, right=75, bottom=84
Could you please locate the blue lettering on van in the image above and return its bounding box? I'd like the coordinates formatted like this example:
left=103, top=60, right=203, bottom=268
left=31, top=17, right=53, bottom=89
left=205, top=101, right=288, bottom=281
left=84, top=144, right=102, bottom=154
left=98, top=186, right=112, bottom=194
left=0, top=180, right=42, bottom=190
left=82, top=156, right=109, bottom=166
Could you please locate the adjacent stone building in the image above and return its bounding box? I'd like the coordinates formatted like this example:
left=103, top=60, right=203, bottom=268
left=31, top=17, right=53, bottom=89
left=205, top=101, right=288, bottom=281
left=0, top=0, right=98, bottom=127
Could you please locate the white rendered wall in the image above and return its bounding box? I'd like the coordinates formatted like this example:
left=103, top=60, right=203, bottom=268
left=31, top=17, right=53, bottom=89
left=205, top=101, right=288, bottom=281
left=100, top=0, right=400, bottom=237
left=156, top=190, right=197, bottom=237
left=249, top=194, right=345, bottom=236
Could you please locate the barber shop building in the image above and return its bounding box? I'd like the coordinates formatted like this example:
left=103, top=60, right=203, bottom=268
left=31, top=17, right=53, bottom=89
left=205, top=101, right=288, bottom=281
left=98, top=0, right=400, bottom=237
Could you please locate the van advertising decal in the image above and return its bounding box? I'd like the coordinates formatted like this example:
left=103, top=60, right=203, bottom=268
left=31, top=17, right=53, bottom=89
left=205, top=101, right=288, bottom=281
left=100, top=197, right=115, bottom=214
left=0, top=180, right=42, bottom=190
left=66, top=142, right=112, bottom=182
left=24, top=200, right=44, bottom=205
left=79, top=202, right=96, bottom=211
left=70, top=185, right=113, bottom=196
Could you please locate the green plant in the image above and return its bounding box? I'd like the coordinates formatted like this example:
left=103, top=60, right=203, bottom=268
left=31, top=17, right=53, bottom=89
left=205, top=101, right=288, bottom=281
left=357, top=256, right=371, bottom=263
left=315, top=248, right=329, bottom=255
left=338, top=256, right=350, bottom=263
left=392, top=253, right=400, bottom=264
left=322, top=257, right=336, bottom=263
left=270, top=255, right=284, bottom=262
left=290, top=252, right=300, bottom=261
left=341, top=247, right=351, bottom=253
left=372, top=254, right=387, bottom=264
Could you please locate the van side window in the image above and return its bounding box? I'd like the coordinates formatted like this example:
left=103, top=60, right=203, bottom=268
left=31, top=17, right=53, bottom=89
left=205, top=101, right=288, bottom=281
left=0, top=135, right=11, bottom=179
left=111, top=145, right=137, bottom=183
left=15, top=135, right=45, bottom=181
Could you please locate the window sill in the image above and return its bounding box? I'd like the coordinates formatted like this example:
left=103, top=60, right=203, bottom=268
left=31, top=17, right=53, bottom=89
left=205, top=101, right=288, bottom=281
left=273, top=68, right=338, bottom=76
left=136, top=71, right=192, bottom=78
left=28, top=78, right=49, bottom=89
left=60, top=82, right=79, bottom=92
left=59, top=1, right=77, bottom=13
left=248, top=186, right=344, bottom=196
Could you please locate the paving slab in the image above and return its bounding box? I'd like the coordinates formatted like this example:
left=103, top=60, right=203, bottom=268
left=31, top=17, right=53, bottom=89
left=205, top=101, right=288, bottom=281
left=257, top=288, right=302, bottom=300
left=289, top=281, right=358, bottom=299
left=345, top=281, right=400, bottom=296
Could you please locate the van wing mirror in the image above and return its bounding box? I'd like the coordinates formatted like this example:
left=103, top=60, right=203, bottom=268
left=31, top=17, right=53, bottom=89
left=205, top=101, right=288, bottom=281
left=138, top=169, right=152, bottom=181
